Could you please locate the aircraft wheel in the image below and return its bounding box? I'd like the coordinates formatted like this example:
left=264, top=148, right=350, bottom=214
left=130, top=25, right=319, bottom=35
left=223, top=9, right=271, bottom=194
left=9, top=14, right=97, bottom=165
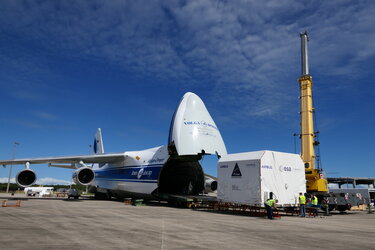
left=94, top=192, right=107, bottom=200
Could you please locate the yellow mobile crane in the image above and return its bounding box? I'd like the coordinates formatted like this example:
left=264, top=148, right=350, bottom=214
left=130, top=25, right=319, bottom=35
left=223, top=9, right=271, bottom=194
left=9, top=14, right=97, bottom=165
left=297, top=32, right=362, bottom=212
left=298, top=31, right=328, bottom=193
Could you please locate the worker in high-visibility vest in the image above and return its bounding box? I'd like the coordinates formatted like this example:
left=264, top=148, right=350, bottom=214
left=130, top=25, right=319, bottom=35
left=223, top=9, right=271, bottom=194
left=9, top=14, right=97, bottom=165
left=299, top=193, right=306, bottom=217
left=311, top=195, right=319, bottom=217
left=265, top=199, right=278, bottom=219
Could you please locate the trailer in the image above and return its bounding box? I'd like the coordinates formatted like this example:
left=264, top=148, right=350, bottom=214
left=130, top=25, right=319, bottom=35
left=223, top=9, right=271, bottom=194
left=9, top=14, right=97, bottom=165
left=217, top=150, right=306, bottom=207
left=24, top=187, right=54, bottom=197
left=329, top=188, right=373, bottom=209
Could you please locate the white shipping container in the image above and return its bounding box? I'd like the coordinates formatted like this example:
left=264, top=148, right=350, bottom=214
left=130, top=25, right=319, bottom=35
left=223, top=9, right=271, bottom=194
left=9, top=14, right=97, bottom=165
left=218, top=150, right=306, bottom=206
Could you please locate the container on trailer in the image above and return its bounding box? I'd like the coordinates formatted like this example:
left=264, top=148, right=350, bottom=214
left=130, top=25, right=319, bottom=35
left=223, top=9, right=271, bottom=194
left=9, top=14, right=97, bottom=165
left=218, top=150, right=306, bottom=206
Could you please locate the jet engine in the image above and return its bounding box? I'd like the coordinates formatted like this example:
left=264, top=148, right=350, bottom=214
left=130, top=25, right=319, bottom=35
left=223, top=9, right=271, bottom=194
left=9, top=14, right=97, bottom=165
left=72, top=167, right=95, bottom=185
left=204, top=177, right=217, bottom=193
left=16, top=169, right=37, bottom=187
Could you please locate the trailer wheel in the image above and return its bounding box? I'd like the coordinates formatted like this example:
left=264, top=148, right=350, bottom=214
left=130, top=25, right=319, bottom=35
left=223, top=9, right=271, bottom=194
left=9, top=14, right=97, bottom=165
left=337, top=205, right=349, bottom=212
left=320, top=200, right=335, bottom=212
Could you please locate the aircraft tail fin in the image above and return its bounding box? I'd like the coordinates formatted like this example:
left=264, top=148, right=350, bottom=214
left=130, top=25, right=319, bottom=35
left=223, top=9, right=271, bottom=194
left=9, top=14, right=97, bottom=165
left=93, top=128, right=104, bottom=154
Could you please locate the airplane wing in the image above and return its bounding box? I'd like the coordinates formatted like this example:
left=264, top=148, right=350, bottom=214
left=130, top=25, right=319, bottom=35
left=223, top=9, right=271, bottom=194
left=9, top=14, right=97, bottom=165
left=204, top=173, right=217, bottom=180
left=0, top=153, right=127, bottom=168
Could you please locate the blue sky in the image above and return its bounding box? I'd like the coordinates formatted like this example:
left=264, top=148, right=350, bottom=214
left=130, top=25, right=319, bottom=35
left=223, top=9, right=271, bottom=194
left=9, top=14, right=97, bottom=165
left=0, top=0, right=374, bottom=185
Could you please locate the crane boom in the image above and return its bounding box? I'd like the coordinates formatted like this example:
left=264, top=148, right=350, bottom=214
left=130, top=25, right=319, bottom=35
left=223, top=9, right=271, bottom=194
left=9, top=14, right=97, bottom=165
left=298, top=31, right=328, bottom=193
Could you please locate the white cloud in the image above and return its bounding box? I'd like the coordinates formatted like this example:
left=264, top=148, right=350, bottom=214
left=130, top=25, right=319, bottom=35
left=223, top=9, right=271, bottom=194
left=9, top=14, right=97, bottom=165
left=33, top=111, right=58, bottom=121
left=36, top=177, right=72, bottom=185
left=0, top=177, right=72, bottom=185
left=0, top=178, right=15, bottom=184
left=0, top=0, right=374, bottom=122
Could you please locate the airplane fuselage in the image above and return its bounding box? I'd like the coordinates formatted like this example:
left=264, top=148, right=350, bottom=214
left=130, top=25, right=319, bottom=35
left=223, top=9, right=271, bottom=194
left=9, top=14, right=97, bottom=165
left=92, top=145, right=206, bottom=199
left=93, top=146, right=168, bottom=198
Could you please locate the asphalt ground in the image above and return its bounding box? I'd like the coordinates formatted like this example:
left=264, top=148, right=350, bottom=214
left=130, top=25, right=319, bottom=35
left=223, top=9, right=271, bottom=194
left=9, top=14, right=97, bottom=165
left=0, top=194, right=373, bottom=250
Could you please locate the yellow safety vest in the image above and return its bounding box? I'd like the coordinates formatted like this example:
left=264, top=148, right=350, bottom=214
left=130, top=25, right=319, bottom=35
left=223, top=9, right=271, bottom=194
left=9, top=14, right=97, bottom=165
left=266, top=199, right=275, bottom=207
left=299, top=195, right=306, bottom=205
left=312, top=196, right=318, bottom=206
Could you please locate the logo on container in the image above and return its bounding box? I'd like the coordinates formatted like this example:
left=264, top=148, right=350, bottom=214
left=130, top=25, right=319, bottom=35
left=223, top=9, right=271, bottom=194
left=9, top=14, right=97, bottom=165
left=231, top=163, right=242, bottom=177
left=278, top=166, right=292, bottom=172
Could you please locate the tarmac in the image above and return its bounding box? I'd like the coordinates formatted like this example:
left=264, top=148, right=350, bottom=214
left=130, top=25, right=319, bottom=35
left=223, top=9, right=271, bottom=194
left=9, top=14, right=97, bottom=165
left=0, top=194, right=374, bottom=250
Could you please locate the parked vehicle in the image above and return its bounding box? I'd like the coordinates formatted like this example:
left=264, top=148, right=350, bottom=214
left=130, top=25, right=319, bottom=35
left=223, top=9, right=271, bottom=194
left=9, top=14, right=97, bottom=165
left=67, top=189, right=80, bottom=199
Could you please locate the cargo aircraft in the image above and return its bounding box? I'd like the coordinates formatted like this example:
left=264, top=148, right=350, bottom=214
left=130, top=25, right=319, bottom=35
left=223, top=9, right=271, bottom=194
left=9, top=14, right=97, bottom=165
left=0, top=92, right=227, bottom=199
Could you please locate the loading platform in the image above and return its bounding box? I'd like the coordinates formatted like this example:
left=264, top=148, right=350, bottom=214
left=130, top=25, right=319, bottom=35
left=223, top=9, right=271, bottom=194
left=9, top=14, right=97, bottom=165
left=150, top=193, right=321, bottom=218
left=155, top=193, right=217, bottom=208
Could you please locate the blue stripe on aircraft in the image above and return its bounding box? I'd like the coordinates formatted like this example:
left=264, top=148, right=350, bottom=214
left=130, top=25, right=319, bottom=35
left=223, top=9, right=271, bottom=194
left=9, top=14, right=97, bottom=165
left=95, top=165, right=162, bottom=181
left=103, top=164, right=163, bottom=170
left=95, top=178, right=158, bottom=183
